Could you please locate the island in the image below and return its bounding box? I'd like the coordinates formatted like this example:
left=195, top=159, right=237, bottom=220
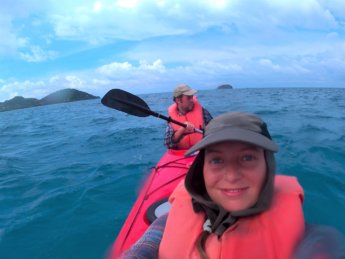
left=0, top=88, right=99, bottom=112
left=217, top=84, right=233, bottom=89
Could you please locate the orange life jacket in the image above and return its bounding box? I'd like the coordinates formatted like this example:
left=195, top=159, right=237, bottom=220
left=168, top=97, right=204, bottom=150
left=159, top=175, right=305, bottom=259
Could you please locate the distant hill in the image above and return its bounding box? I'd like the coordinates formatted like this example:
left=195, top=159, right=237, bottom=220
left=0, top=88, right=99, bottom=112
left=217, top=84, right=233, bottom=89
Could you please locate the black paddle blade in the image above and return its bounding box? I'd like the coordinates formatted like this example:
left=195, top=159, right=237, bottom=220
left=101, top=89, right=151, bottom=117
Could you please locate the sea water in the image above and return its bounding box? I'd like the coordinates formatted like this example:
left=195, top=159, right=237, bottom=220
left=0, top=88, right=344, bottom=258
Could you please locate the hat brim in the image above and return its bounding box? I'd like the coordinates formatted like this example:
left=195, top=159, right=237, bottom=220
left=183, top=89, right=197, bottom=96
left=185, top=128, right=278, bottom=156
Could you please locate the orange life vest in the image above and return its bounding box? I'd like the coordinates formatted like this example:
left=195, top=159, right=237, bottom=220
left=159, top=175, right=305, bottom=259
left=168, top=97, right=204, bottom=150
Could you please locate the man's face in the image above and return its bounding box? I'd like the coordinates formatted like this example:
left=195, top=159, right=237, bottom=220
left=177, top=95, right=194, bottom=113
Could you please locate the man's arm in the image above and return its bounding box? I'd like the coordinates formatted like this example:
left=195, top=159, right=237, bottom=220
left=164, top=123, right=177, bottom=149
left=202, top=108, right=213, bottom=125
left=164, top=122, right=195, bottom=149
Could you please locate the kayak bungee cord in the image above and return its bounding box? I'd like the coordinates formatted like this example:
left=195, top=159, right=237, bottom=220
left=120, top=156, right=194, bottom=251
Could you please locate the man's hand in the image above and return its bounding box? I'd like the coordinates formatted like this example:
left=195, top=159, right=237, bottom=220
left=172, top=121, right=195, bottom=144
left=184, top=122, right=195, bottom=134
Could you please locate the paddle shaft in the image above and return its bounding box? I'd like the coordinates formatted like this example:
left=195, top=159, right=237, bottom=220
left=119, top=98, right=203, bottom=134
left=153, top=111, right=203, bottom=134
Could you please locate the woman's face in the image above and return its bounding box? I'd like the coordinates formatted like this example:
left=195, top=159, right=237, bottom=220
left=203, top=141, right=266, bottom=212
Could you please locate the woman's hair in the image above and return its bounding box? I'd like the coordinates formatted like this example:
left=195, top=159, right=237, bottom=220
left=196, top=231, right=211, bottom=259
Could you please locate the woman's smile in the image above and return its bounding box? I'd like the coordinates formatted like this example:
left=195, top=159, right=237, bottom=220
left=221, top=186, right=249, bottom=197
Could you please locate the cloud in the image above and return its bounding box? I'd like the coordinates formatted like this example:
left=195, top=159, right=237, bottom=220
left=1, top=0, right=345, bottom=56
left=0, top=15, right=27, bottom=56
left=259, top=0, right=338, bottom=29
left=0, top=74, right=86, bottom=101
left=3, top=0, right=330, bottom=48
left=1, top=80, right=46, bottom=100
left=19, top=45, right=58, bottom=62
left=259, top=58, right=310, bottom=74
left=97, top=59, right=165, bottom=77
left=116, top=0, right=140, bottom=9
left=49, top=75, right=84, bottom=88
left=1, top=0, right=345, bottom=101
left=39, top=0, right=345, bottom=45
left=97, top=62, right=134, bottom=76
left=92, top=78, right=112, bottom=85
left=0, top=0, right=53, bottom=55
left=1, top=47, right=344, bottom=103
left=139, top=59, right=165, bottom=72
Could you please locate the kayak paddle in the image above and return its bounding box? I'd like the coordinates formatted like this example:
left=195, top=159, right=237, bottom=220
left=101, top=89, right=203, bottom=134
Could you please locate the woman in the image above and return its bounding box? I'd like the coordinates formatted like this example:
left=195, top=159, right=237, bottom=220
left=122, top=112, right=345, bottom=259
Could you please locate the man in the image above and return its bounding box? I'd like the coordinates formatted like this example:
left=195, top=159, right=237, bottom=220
left=164, top=83, right=212, bottom=150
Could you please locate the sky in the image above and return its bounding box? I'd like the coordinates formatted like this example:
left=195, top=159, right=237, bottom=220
left=0, top=0, right=344, bottom=102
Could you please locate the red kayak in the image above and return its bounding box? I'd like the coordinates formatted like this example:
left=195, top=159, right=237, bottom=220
left=109, top=149, right=196, bottom=258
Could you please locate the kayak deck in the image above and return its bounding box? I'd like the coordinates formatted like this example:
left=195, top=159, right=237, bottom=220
left=111, top=149, right=196, bottom=257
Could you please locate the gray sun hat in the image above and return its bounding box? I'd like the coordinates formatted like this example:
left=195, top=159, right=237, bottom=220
left=185, top=112, right=278, bottom=156
left=173, top=84, right=197, bottom=97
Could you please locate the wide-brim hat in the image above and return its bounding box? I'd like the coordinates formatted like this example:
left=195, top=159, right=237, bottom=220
left=185, top=112, right=278, bottom=156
